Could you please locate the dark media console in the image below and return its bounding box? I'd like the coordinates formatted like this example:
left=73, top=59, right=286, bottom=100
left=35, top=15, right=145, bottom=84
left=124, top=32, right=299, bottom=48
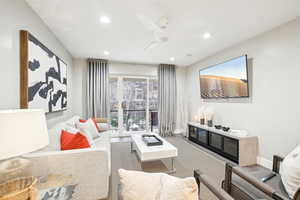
left=188, top=122, right=258, bottom=166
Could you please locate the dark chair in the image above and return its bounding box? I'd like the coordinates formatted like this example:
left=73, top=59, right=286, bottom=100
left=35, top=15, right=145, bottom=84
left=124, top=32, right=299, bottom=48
left=222, top=155, right=300, bottom=200
left=194, top=170, right=234, bottom=200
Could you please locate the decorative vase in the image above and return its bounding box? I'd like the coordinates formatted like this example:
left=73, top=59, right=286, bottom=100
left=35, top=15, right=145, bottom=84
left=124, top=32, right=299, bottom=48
left=207, top=120, right=213, bottom=127
left=200, top=118, right=205, bottom=125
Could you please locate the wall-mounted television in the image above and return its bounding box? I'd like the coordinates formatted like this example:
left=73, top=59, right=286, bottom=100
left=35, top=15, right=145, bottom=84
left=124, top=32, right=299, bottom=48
left=199, top=55, right=249, bottom=99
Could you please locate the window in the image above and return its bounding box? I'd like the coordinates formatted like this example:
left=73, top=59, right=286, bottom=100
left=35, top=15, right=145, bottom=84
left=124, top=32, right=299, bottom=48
left=109, top=76, right=158, bottom=132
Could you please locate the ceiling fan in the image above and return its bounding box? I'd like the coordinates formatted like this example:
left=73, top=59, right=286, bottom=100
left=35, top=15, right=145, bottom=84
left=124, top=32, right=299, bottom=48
left=137, top=14, right=169, bottom=51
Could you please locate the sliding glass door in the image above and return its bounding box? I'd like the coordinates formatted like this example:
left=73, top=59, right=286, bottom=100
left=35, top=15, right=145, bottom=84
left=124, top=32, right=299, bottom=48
left=109, top=76, right=158, bottom=132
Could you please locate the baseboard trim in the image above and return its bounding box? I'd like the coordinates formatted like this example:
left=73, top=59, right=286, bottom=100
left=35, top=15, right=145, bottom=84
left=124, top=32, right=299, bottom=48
left=257, top=156, right=272, bottom=169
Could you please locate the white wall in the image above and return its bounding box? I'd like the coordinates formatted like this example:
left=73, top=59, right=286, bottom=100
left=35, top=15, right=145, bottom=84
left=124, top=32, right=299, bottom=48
left=0, top=0, right=74, bottom=128
left=109, top=61, right=158, bottom=77
left=186, top=18, right=300, bottom=162
left=72, top=59, right=87, bottom=117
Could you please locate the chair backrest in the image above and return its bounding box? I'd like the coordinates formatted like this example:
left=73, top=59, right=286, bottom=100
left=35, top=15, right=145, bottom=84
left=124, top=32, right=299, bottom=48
left=194, top=170, right=234, bottom=200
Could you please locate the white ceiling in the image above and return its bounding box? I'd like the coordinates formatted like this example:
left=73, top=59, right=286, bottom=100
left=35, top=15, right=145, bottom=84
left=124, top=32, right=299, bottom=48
left=26, top=0, right=300, bottom=66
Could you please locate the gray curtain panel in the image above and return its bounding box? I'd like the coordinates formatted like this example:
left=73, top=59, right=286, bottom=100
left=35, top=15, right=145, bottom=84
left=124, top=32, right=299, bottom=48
left=158, top=64, right=177, bottom=137
left=86, top=59, right=109, bottom=118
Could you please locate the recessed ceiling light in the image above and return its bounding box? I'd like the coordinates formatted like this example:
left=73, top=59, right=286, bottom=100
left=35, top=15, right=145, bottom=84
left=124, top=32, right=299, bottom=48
left=203, top=32, right=211, bottom=40
left=100, top=16, right=111, bottom=24
left=104, top=50, right=110, bottom=55
left=170, top=57, right=175, bottom=61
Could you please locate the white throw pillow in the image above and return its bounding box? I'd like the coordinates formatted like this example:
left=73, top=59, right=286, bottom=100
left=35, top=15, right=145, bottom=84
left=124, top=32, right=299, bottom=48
left=159, top=174, right=198, bottom=200
left=280, top=145, right=300, bottom=198
left=47, top=123, right=65, bottom=150
left=64, top=126, right=95, bottom=148
left=76, top=118, right=99, bottom=139
left=118, top=169, right=163, bottom=200
left=118, top=169, right=199, bottom=200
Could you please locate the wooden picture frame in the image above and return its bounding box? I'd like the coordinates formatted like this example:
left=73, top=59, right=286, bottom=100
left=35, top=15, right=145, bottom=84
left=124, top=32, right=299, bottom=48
left=20, top=30, right=67, bottom=113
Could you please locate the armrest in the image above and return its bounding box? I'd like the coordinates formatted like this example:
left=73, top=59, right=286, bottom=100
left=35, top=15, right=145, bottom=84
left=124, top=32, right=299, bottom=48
left=25, top=147, right=110, bottom=200
left=273, top=155, right=284, bottom=174
left=194, top=170, right=234, bottom=200
left=229, top=164, right=289, bottom=200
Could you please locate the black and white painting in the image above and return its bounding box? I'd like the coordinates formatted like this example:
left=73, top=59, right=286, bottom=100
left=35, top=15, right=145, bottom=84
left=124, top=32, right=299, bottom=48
left=27, top=34, right=67, bottom=113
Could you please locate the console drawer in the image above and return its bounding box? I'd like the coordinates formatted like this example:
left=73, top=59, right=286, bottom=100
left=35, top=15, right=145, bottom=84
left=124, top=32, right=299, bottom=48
left=197, top=129, right=208, bottom=145
left=209, top=133, right=223, bottom=150
left=223, top=137, right=238, bottom=158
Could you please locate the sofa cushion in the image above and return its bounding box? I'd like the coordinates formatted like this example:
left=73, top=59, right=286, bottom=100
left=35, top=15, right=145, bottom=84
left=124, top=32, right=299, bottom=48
left=76, top=119, right=99, bottom=139
left=280, top=145, right=300, bottom=198
left=60, top=130, right=91, bottom=150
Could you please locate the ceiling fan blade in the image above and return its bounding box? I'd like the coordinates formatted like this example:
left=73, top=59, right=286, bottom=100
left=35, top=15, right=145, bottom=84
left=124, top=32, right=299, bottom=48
left=137, top=14, right=162, bottom=32
left=144, top=41, right=160, bottom=51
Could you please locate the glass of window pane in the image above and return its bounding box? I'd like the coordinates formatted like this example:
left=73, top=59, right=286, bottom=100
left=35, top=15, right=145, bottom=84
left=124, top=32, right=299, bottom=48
left=123, top=78, right=147, bottom=131
left=109, top=78, right=118, bottom=128
left=149, top=79, right=158, bottom=132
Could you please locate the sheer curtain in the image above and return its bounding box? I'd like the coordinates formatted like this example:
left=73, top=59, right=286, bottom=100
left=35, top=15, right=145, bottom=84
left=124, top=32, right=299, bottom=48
left=86, top=59, right=109, bottom=118
left=158, top=64, right=177, bottom=137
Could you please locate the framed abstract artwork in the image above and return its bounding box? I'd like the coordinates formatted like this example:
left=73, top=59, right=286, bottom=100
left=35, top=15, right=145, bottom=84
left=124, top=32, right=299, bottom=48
left=20, top=30, right=67, bottom=113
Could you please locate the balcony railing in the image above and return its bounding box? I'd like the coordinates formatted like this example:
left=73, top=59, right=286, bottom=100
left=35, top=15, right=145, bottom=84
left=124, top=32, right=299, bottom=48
left=110, top=110, right=158, bottom=132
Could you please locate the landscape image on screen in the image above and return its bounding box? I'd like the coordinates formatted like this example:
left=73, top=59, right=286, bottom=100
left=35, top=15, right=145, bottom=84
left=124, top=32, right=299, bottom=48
left=199, top=56, right=249, bottom=98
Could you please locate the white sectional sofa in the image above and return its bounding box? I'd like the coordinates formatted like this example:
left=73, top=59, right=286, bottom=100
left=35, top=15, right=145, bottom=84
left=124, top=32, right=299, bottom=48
left=25, top=116, right=111, bottom=200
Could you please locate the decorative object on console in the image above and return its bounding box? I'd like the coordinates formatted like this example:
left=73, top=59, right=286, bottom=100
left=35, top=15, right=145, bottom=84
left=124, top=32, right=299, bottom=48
left=0, top=109, right=48, bottom=199
left=204, top=107, right=214, bottom=126
left=200, top=118, right=205, bottom=125
left=198, top=106, right=205, bottom=125
left=215, top=125, right=222, bottom=129
left=222, top=127, right=230, bottom=132
left=207, top=120, right=213, bottom=127
left=20, top=30, right=67, bottom=113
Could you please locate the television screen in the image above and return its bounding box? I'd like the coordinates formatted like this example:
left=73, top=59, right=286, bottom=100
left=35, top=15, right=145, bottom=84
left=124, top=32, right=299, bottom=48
left=199, top=55, right=249, bottom=98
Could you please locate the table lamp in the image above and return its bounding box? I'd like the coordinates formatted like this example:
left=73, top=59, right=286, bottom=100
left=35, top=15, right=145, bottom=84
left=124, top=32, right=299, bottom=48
left=0, top=109, right=49, bottom=182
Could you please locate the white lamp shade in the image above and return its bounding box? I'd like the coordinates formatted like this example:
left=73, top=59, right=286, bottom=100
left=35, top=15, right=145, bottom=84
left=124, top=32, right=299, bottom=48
left=0, top=109, right=49, bottom=160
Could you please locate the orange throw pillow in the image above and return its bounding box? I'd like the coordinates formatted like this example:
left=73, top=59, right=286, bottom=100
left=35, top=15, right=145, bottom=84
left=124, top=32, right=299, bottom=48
left=60, top=130, right=91, bottom=150
left=79, top=118, right=101, bottom=132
